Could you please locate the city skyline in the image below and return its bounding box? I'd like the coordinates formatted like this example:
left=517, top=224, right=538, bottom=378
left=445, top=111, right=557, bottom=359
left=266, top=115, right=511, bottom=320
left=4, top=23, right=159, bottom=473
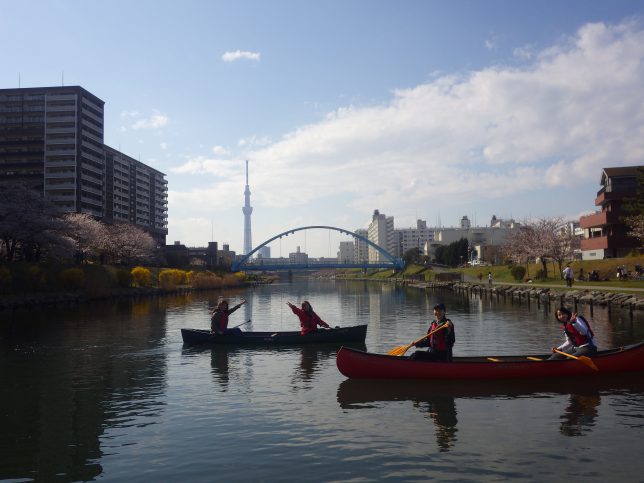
left=3, top=1, right=644, bottom=256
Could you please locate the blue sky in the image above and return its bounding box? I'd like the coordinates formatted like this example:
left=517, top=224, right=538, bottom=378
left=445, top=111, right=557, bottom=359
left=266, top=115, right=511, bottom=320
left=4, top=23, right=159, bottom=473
left=2, top=0, right=644, bottom=256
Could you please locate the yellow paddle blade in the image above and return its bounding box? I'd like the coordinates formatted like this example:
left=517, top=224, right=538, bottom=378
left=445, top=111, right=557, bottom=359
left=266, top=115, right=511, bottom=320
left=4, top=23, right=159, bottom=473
left=578, top=356, right=599, bottom=371
left=387, top=344, right=410, bottom=356
left=552, top=348, right=599, bottom=371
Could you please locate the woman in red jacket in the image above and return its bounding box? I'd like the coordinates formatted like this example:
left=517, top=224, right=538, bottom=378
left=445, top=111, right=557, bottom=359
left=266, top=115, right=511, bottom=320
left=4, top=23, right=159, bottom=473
left=211, top=298, right=247, bottom=335
left=287, top=301, right=331, bottom=335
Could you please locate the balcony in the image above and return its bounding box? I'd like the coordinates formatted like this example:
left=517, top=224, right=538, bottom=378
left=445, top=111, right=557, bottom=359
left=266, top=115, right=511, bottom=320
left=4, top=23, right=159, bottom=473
left=581, top=234, right=639, bottom=251
left=579, top=211, right=621, bottom=228
left=581, top=235, right=607, bottom=251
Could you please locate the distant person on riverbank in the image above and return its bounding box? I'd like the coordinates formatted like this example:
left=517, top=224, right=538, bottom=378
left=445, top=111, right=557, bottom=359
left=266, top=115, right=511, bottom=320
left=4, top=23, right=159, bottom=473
left=477, top=272, right=483, bottom=282
left=409, top=303, right=455, bottom=361
left=563, top=264, right=573, bottom=287
left=488, top=272, right=493, bottom=286
left=548, top=306, right=597, bottom=360
left=578, top=267, right=585, bottom=281
left=287, top=301, right=331, bottom=335
left=211, top=298, right=247, bottom=335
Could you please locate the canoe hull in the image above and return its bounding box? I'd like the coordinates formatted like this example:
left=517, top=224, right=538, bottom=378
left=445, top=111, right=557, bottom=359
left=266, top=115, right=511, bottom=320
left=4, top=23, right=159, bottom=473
left=336, top=342, right=644, bottom=379
left=182, top=325, right=368, bottom=346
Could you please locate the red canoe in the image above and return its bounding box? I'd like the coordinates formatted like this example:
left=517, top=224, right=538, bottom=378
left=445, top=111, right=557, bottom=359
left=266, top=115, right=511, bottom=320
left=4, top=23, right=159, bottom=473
left=336, top=342, right=644, bottom=380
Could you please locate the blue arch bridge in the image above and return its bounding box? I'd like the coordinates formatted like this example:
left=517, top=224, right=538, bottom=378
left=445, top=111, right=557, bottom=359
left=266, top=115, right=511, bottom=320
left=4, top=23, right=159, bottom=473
left=231, top=225, right=405, bottom=272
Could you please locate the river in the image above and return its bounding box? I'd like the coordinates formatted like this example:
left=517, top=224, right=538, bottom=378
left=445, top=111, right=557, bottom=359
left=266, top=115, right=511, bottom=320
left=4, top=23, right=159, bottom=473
left=1, top=279, right=644, bottom=482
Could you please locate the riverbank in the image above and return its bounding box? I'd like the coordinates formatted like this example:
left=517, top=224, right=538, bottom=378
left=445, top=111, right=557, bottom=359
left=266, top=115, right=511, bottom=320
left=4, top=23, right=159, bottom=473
left=0, top=282, right=272, bottom=312
left=405, top=280, right=644, bottom=312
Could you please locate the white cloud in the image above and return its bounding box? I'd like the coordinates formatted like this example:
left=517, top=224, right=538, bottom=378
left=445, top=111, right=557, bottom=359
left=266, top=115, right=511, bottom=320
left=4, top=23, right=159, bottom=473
left=222, top=50, right=261, bottom=62
left=485, top=39, right=495, bottom=50
left=513, top=45, right=534, bottom=60
left=171, top=20, right=644, bottom=246
left=120, top=110, right=140, bottom=119
left=212, top=145, right=228, bottom=155
left=237, top=135, right=272, bottom=148
left=160, top=142, right=168, bottom=150
left=132, top=111, right=169, bottom=130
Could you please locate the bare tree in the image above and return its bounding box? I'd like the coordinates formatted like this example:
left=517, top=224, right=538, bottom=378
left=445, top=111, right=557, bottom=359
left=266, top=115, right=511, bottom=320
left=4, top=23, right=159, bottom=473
left=0, top=183, right=66, bottom=261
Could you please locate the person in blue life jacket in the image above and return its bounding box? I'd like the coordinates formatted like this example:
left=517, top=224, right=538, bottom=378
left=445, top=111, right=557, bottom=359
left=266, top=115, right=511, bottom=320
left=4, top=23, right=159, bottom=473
left=211, top=298, right=247, bottom=335
left=409, top=303, right=455, bottom=361
left=548, top=306, right=597, bottom=360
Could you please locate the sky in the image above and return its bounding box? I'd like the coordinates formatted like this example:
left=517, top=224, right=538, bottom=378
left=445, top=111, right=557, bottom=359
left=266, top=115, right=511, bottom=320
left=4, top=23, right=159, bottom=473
left=2, top=0, right=644, bottom=257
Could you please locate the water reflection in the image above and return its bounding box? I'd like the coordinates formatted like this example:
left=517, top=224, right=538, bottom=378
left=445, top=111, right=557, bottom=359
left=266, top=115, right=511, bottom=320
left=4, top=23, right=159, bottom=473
left=412, top=397, right=458, bottom=451
left=337, top=375, right=644, bottom=450
left=209, top=346, right=238, bottom=391
left=560, top=392, right=600, bottom=437
left=0, top=298, right=168, bottom=481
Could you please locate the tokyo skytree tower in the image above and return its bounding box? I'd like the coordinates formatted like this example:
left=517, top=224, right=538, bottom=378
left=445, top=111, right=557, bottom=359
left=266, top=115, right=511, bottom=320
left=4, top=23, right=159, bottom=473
left=242, top=160, right=253, bottom=255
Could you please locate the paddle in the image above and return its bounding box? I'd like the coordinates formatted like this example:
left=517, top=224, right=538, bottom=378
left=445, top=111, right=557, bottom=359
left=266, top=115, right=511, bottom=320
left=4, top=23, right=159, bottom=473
left=388, top=323, right=449, bottom=357
left=552, top=348, right=599, bottom=371
left=231, top=319, right=252, bottom=330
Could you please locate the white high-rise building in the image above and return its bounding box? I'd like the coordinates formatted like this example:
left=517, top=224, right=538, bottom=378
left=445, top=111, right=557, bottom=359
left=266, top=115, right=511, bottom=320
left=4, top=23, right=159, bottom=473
left=338, top=241, right=355, bottom=263
left=354, top=228, right=369, bottom=263
left=395, top=219, right=434, bottom=256
left=367, top=209, right=396, bottom=262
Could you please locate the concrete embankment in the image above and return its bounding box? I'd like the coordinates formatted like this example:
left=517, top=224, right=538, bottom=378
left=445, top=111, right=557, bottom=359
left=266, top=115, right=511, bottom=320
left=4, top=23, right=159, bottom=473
left=405, top=281, right=644, bottom=312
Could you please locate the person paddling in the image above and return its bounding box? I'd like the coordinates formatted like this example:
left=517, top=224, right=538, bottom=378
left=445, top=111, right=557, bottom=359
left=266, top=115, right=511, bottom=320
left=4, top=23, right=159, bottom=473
left=286, top=301, right=331, bottom=335
left=211, top=298, right=247, bottom=336
left=548, top=306, right=597, bottom=360
left=409, top=303, right=455, bottom=361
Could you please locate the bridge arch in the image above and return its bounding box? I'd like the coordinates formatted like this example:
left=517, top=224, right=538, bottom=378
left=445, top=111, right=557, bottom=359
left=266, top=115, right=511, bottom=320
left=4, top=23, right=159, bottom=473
left=231, top=225, right=404, bottom=271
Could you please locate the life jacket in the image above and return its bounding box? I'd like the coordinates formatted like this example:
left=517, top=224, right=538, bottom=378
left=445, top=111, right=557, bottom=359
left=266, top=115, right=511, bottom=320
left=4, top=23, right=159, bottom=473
left=428, top=319, right=455, bottom=352
left=211, top=309, right=229, bottom=332
left=300, top=311, right=322, bottom=335
left=563, top=315, right=594, bottom=347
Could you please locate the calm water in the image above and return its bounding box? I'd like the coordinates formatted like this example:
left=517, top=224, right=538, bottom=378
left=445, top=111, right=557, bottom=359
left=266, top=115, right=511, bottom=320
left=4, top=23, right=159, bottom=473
left=1, top=279, right=644, bottom=482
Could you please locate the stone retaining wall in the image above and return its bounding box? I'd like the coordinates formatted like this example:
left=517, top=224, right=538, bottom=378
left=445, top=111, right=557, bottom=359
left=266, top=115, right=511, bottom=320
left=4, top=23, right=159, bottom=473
left=406, top=281, right=644, bottom=312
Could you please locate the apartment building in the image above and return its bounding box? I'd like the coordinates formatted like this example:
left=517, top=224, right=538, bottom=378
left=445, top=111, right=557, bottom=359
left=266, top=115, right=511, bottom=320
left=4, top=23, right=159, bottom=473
left=396, top=219, right=434, bottom=256
left=338, top=241, right=355, bottom=263
left=105, top=146, right=168, bottom=245
left=353, top=228, right=369, bottom=263
left=367, top=209, right=396, bottom=262
left=579, top=166, right=642, bottom=259
left=0, top=86, right=168, bottom=245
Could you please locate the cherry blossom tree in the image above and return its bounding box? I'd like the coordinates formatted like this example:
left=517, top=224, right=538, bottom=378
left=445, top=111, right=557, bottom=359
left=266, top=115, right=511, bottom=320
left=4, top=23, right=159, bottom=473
left=62, top=213, right=109, bottom=263
left=103, top=222, right=156, bottom=265
left=503, top=217, right=579, bottom=279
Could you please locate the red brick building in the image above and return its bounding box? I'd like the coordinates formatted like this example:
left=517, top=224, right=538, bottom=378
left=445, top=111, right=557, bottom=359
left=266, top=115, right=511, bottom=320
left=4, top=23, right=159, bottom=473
left=580, top=166, right=642, bottom=260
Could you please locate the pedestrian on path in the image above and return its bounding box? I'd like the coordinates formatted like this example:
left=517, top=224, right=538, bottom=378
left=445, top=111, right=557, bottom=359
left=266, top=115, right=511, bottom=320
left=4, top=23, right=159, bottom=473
left=563, top=264, right=574, bottom=287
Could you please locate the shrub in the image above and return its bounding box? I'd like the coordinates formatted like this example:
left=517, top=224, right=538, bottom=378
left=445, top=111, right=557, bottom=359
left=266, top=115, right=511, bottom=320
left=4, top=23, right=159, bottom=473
left=535, top=269, right=547, bottom=281
left=510, top=265, right=526, bottom=282
left=158, top=268, right=188, bottom=290
left=61, top=267, right=85, bottom=290
left=131, top=266, right=152, bottom=287
left=191, top=272, right=222, bottom=289
left=115, top=268, right=132, bottom=288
